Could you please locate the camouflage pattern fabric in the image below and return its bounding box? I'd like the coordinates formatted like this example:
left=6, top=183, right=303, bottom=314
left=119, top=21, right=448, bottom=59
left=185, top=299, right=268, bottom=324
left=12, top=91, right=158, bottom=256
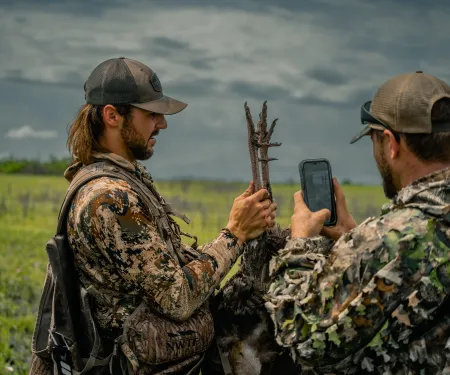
left=266, top=167, right=450, bottom=374
left=65, top=152, right=244, bottom=374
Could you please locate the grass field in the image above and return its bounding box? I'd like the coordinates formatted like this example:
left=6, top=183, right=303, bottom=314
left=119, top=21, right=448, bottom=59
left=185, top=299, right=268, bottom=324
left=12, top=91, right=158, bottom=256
left=0, top=173, right=387, bottom=374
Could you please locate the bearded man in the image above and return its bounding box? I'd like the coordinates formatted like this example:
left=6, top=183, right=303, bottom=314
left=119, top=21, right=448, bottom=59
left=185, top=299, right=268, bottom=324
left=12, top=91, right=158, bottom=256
left=29, top=57, right=277, bottom=375
left=267, top=71, right=450, bottom=374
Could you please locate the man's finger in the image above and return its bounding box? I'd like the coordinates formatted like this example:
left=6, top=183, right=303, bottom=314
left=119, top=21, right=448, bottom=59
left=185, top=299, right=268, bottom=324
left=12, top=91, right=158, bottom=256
left=250, top=188, right=270, bottom=203
left=320, top=226, right=339, bottom=241
left=266, top=215, right=276, bottom=227
left=260, top=200, right=271, bottom=210
left=333, top=178, right=347, bottom=213
left=320, top=226, right=331, bottom=237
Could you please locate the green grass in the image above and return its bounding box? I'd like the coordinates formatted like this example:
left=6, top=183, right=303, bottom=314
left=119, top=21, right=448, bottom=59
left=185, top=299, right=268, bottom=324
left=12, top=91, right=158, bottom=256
left=0, top=174, right=386, bottom=374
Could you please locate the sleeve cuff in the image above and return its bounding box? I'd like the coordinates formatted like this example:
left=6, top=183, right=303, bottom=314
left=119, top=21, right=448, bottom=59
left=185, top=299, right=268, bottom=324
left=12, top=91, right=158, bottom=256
left=268, top=236, right=333, bottom=277
left=284, top=235, right=334, bottom=254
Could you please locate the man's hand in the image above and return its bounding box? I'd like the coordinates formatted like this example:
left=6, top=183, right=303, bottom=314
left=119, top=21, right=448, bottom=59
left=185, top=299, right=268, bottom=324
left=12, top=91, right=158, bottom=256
left=291, top=190, right=331, bottom=238
left=227, top=181, right=277, bottom=243
left=320, top=178, right=357, bottom=241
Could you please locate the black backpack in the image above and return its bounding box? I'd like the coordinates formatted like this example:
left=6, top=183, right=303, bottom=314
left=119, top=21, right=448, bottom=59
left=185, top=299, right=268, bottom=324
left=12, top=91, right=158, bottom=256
left=31, top=169, right=130, bottom=375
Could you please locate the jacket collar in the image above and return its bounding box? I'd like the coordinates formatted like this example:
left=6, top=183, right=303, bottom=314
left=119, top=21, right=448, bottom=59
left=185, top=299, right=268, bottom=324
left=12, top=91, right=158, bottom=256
left=64, top=152, right=153, bottom=183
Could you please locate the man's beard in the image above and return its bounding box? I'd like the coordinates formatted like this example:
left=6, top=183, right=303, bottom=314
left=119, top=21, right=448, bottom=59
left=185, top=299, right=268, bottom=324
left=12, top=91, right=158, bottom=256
left=121, top=119, right=153, bottom=161
left=377, top=151, right=398, bottom=199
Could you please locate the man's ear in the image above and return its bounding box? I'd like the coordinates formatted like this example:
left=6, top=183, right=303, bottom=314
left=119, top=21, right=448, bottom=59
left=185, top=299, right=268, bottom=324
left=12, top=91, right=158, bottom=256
left=384, top=129, right=400, bottom=159
left=103, top=105, right=124, bottom=129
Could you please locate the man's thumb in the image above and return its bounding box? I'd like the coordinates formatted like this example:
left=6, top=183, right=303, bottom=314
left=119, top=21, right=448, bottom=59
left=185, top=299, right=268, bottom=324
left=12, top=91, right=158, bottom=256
left=315, top=208, right=331, bottom=223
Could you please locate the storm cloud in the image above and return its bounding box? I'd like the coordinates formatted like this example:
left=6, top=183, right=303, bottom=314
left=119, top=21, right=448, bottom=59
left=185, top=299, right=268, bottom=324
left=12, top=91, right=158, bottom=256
left=0, top=0, right=448, bottom=184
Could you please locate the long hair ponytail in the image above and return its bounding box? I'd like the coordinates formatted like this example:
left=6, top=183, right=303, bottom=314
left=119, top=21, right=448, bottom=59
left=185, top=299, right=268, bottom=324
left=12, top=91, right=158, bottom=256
left=67, top=104, right=105, bottom=165
left=67, top=104, right=131, bottom=165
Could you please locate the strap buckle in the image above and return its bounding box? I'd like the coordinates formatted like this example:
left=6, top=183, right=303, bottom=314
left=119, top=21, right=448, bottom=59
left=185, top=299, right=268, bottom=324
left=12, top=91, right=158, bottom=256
left=49, top=331, right=74, bottom=375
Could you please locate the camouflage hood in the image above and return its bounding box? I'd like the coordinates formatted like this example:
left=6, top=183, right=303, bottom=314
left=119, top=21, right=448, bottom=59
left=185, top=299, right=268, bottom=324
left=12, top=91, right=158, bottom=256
left=383, top=166, right=450, bottom=221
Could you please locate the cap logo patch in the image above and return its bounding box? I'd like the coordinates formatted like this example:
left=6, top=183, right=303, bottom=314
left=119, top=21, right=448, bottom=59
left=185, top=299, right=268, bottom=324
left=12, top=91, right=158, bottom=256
left=150, top=72, right=162, bottom=92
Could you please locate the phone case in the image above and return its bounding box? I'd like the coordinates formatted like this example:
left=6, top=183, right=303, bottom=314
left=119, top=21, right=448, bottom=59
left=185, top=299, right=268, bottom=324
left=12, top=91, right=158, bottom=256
left=298, top=158, right=337, bottom=226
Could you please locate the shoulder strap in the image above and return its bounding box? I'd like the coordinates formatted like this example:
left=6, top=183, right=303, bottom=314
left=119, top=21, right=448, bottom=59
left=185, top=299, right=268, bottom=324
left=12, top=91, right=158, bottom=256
left=56, top=165, right=132, bottom=235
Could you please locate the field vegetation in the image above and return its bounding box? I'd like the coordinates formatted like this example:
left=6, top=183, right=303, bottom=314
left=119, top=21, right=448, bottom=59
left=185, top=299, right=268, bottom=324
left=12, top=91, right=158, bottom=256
left=0, top=172, right=386, bottom=374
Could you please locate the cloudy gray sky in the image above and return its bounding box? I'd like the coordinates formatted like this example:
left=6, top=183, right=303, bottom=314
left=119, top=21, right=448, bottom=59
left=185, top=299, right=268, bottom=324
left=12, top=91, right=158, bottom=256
left=0, top=0, right=448, bottom=184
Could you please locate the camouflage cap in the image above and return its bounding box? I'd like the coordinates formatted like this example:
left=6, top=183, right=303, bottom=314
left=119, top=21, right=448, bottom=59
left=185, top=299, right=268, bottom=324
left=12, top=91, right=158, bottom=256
left=350, top=71, right=450, bottom=144
left=84, top=57, right=187, bottom=115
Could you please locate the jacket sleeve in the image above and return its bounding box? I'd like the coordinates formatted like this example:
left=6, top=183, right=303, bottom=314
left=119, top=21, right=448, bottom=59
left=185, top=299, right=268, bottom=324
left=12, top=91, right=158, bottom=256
left=73, top=178, right=244, bottom=321
left=265, top=208, right=450, bottom=372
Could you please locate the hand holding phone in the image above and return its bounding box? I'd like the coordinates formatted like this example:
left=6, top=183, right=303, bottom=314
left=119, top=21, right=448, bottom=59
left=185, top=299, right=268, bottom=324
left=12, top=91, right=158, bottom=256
left=320, top=178, right=357, bottom=241
left=298, top=158, right=337, bottom=226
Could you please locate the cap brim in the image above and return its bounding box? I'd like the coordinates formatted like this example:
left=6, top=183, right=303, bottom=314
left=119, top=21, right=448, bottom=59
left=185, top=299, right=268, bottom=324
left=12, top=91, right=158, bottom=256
left=349, top=126, right=371, bottom=144
left=131, top=95, right=187, bottom=115
left=349, top=124, right=385, bottom=144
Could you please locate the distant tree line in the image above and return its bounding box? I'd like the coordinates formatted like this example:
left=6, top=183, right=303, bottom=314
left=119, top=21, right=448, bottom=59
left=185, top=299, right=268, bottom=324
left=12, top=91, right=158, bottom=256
left=0, top=156, right=72, bottom=175
left=0, top=157, right=358, bottom=185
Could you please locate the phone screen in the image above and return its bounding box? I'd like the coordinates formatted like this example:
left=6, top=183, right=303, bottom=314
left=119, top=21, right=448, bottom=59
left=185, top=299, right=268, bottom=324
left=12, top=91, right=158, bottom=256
left=302, top=161, right=335, bottom=222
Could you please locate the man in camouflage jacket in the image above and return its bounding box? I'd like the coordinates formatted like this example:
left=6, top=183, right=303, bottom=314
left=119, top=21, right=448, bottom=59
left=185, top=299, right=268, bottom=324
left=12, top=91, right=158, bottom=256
left=266, top=71, right=450, bottom=374
left=29, top=57, right=277, bottom=375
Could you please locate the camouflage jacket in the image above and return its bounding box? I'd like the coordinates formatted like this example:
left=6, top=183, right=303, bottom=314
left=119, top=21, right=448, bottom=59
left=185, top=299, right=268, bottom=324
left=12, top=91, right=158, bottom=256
left=266, top=167, right=450, bottom=374
left=65, top=153, right=243, bottom=372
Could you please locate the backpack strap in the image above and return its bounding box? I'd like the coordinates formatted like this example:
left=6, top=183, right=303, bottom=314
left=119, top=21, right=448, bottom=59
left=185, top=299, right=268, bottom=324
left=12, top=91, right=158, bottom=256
left=71, top=287, right=114, bottom=375
left=56, top=165, right=126, bottom=235
left=56, top=162, right=162, bottom=233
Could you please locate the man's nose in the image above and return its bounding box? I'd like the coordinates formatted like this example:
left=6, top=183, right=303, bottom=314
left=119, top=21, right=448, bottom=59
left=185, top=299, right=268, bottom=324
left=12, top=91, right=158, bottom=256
left=157, top=115, right=167, bottom=129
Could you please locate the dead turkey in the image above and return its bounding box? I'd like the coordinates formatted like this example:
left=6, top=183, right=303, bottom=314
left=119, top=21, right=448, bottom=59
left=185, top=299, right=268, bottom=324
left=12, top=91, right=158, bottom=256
left=201, top=102, right=300, bottom=375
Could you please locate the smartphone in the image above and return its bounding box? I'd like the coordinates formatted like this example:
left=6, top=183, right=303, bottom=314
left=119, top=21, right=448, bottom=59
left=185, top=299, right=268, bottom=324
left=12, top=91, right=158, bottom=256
left=298, top=158, right=337, bottom=226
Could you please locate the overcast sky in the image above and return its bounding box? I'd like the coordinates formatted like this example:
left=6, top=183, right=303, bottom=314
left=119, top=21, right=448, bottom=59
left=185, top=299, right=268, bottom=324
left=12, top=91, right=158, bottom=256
left=1, top=0, right=449, bottom=184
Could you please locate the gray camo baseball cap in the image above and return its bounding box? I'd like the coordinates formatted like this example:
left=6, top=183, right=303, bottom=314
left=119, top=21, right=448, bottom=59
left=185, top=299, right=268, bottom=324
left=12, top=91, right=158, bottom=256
left=84, top=57, right=187, bottom=115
